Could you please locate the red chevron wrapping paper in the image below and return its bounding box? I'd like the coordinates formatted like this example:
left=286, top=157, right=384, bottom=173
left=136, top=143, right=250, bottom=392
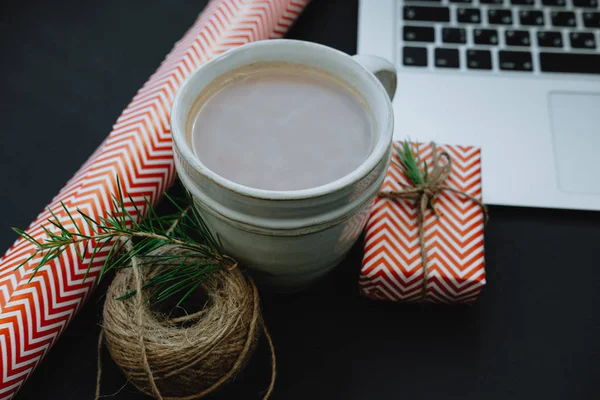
left=359, top=142, right=485, bottom=303
left=0, top=1, right=308, bottom=398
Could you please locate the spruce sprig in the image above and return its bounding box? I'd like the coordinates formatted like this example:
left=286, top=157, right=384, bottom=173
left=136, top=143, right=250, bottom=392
left=12, top=178, right=231, bottom=305
left=393, top=141, right=429, bottom=187
left=392, top=141, right=437, bottom=211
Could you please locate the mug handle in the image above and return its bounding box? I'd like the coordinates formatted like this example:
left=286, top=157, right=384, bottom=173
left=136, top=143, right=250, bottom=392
left=352, top=55, right=397, bottom=101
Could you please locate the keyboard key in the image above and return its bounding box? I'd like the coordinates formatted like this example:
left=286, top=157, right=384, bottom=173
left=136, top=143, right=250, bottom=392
left=537, top=31, right=563, bottom=47
left=583, top=12, right=600, bottom=27
left=570, top=32, right=596, bottom=48
left=474, top=29, right=499, bottom=45
left=505, top=30, right=531, bottom=46
left=404, top=6, right=450, bottom=22
left=457, top=8, right=481, bottom=23
left=551, top=11, right=576, bottom=27
left=520, top=10, right=544, bottom=25
left=467, top=50, right=492, bottom=70
left=480, top=0, right=504, bottom=3
left=542, top=0, right=566, bottom=5
left=511, top=0, right=534, bottom=5
left=573, top=0, right=598, bottom=7
left=405, top=0, right=442, bottom=2
left=488, top=9, right=513, bottom=25
left=435, top=48, right=460, bottom=68
left=403, top=47, right=428, bottom=67
left=442, top=27, right=467, bottom=44
left=540, top=52, right=600, bottom=74
left=404, top=26, right=435, bottom=42
left=499, top=51, right=533, bottom=71
left=449, top=0, right=472, bottom=3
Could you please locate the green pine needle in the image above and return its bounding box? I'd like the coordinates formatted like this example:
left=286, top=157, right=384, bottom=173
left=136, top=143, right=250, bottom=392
left=12, top=178, right=230, bottom=305
left=395, top=140, right=430, bottom=187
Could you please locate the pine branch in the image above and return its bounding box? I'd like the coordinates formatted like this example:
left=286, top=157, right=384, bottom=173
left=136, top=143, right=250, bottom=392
left=12, top=178, right=231, bottom=304
left=394, top=140, right=429, bottom=187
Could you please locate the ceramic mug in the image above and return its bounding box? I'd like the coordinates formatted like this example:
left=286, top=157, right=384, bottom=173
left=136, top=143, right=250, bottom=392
left=171, top=39, right=396, bottom=290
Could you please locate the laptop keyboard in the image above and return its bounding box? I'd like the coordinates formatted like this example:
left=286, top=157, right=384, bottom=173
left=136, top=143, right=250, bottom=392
left=400, top=0, right=600, bottom=74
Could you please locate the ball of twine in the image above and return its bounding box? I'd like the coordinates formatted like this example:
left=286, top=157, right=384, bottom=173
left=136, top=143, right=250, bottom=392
left=99, top=244, right=274, bottom=400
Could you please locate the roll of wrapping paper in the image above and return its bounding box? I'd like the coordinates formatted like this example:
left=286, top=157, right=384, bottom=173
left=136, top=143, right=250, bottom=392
left=0, top=1, right=309, bottom=397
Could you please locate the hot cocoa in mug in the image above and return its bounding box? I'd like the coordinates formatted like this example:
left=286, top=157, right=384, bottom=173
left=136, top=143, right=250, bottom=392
left=172, top=39, right=396, bottom=290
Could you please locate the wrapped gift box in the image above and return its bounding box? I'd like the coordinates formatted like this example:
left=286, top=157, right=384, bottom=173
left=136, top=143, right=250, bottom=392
left=359, top=142, right=486, bottom=303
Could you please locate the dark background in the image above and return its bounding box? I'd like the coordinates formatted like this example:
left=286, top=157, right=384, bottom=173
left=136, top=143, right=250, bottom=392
left=1, top=0, right=599, bottom=399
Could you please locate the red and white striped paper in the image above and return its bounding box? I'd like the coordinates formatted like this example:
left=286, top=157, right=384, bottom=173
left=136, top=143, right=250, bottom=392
left=359, top=142, right=486, bottom=303
left=0, top=1, right=308, bottom=398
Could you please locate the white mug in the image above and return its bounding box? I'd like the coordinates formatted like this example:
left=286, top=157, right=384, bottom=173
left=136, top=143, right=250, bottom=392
left=171, top=39, right=396, bottom=290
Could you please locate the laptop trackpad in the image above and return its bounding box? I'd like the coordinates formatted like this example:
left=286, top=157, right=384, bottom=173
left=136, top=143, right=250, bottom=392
left=549, top=92, right=600, bottom=195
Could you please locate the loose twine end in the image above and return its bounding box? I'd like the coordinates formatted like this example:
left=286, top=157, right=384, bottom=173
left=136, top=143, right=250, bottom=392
left=222, top=254, right=239, bottom=271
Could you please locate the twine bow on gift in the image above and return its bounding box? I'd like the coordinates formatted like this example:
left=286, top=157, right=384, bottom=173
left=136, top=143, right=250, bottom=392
left=378, top=142, right=488, bottom=301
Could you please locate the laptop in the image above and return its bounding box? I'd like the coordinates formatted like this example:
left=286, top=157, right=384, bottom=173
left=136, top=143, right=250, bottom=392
left=358, top=0, right=600, bottom=210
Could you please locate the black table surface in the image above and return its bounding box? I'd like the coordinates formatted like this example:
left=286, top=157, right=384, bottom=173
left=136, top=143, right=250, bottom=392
left=2, top=1, right=599, bottom=399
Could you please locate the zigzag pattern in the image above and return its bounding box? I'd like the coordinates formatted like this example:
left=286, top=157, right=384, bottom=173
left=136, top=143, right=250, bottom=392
left=0, top=1, right=308, bottom=398
left=359, top=142, right=486, bottom=303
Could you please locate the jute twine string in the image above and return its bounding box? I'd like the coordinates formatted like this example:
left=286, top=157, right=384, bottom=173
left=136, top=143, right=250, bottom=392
left=95, top=241, right=276, bottom=399
left=378, top=142, right=488, bottom=300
